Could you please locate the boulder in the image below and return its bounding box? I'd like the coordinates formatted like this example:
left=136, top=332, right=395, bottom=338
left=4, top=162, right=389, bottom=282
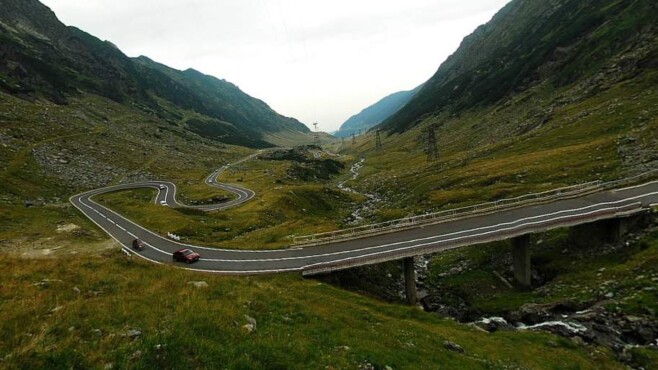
left=443, top=340, right=464, bottom=353
left=187, top=281, right=209, bottom=288
left=126, top=329, right=141, bottom=339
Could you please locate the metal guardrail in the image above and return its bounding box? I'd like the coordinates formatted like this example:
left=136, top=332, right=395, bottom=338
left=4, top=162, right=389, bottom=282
left=293, top=180, right=603, bottom=244
left=601, top=168, right=658, bottom=190
left=294, top=168, right=658, bottom=245
left=301, top=201, right=644, bottom=275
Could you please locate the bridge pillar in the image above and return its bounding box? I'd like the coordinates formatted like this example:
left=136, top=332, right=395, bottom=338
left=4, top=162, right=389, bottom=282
left=403, top=257, right=417, bottom=305
left=512, top=234, right=531, bottom=288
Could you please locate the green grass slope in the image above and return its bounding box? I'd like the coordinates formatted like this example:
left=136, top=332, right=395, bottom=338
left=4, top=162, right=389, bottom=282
left=0, top=90, right=345, bottom=251
left=337, top=57, right=657, bottom=222
left=0, top=251, right=623, bottom=369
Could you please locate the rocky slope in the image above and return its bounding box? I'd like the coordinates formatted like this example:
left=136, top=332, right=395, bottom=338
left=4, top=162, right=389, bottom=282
left=0, top=0, right=311, bottom=148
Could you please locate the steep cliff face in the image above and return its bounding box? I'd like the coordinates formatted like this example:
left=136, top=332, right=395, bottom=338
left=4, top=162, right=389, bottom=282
left=0, top=0, right=310, bottom=147
left=381, top=0, right=658, bottom=133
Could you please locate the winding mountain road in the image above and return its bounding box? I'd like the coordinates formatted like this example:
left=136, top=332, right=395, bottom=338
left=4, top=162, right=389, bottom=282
left=70, top=155, right=658, bottom=275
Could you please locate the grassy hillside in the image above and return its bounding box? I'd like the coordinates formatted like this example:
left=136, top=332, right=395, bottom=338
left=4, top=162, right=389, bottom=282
left=0, top=251, right=624, bottom=369
left=0, top=90, right=348, bottom=251
left=325, top=0, right=657, bottom=231
left=336, top=67, right=657, bottom=222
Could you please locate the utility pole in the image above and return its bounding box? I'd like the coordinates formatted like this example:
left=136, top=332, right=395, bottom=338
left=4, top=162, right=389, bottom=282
left=313, top=122, right=321, bottom=147
left=352, top=133, right=356, bottom=145
left=426, top=123, right=438, bottom=161
left=375, top=129, right=382, bottom=151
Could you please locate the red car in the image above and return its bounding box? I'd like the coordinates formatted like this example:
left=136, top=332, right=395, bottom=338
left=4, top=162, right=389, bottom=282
left=172, top=248, right=200, bottom=264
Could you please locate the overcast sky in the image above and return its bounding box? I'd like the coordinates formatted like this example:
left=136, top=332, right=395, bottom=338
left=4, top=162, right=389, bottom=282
left=40, top=0, right=510, bottom=132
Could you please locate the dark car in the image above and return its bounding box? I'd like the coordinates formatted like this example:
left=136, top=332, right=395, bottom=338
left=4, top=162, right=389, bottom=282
left=132, top=239, right=145, bottom=251
left=173, top=248, right=200, bottom=264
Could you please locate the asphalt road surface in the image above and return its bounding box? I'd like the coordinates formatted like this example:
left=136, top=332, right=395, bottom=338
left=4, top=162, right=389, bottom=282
left=70, top=157, right=658, bottom=275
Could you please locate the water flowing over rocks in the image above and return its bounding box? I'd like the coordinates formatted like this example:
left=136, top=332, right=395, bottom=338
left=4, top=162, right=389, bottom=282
left=473, top=317, right=514, bottom=332
left=338, top=158, right=384, bottom=225
left=319, top=216, right=658, bottom=367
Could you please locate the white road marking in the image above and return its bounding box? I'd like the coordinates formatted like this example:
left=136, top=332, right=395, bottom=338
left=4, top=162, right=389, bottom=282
left=201, top=201, right=643, bottom=263
left=69, top=156, right=658, bottom=273
left=301, top=204, right=638, bottom=272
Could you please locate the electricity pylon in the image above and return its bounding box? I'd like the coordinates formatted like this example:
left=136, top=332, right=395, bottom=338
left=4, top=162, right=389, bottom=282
left=375, top=130, right=382, bottom=151
left=426, top=124, right=438, bottom=161
left=313, top=122, right=321, bottom=147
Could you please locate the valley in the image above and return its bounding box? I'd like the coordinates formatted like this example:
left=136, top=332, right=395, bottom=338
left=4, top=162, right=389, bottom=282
left=1, top=0, right=658, bottom=368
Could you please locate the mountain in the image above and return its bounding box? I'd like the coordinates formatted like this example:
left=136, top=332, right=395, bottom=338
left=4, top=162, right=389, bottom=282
left=380, top=0, right=658, bottom=134
left=343, top=0, right=657, bottom=220
left=334, top=86, right=420, bottom=138
left=0, top=0, right=311, bottom=148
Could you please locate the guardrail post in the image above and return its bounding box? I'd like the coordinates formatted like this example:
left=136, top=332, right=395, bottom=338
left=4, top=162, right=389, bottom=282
left=512, top=234, right=531, bottom=288
left=403, top=257, right=417, bottom=305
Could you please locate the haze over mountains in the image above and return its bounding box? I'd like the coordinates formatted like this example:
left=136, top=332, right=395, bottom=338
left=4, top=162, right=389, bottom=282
left=333, top=86, right=421, bottom=138
left=0, top=0, right=312, bottom=148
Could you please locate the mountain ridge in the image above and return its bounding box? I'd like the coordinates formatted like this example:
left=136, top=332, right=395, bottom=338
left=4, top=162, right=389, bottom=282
left=380, top=0, right=658, bottom=134
left=334, top=86, right=421, bottom=138
left=0, top=0, right=311, bottom=148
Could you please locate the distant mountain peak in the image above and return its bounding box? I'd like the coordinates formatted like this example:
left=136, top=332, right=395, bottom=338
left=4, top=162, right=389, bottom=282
left=334, top=86, right=421, bottom=138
